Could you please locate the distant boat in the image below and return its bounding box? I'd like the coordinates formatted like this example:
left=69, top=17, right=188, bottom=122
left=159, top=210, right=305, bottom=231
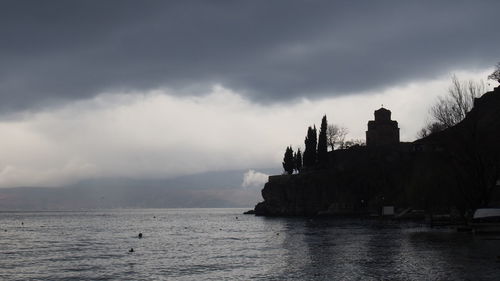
left=472, top=208, right=500, bottom=234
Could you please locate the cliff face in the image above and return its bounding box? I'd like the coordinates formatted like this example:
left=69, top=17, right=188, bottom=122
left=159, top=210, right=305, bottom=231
left=254, top=87, right=500, bottom=217
left=255, top=146, right=417, bottom=216
left=254, top=174, right=333, bottom=216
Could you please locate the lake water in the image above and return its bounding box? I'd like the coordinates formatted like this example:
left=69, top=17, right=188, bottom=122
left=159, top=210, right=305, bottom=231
left=1, top=208, right=500, bottom=280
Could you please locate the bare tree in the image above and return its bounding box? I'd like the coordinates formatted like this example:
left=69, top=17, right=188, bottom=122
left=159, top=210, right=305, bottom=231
left=429, top=75, right=485, bottom=130
left=343, top=139, right=365, bottom=148
left=326, top=124, right=348, bottom=150
left=417, top=122, right=447, bottom=138
left=488, top=62, right=500, bottom=83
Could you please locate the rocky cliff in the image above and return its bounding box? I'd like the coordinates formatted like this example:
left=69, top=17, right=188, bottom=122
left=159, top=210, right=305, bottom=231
left=254, top=145, right=416, bottom=216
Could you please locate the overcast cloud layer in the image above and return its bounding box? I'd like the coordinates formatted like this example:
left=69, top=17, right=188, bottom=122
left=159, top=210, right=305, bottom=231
left=0, top=70, right=493, bottom=188
left=1, top=0, right=499, bottom=112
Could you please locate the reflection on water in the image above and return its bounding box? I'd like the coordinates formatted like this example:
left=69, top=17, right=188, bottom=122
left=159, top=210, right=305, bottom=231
left=0, top=209, right=499, bottom=280
left=274, top=218, right=500, bottom=280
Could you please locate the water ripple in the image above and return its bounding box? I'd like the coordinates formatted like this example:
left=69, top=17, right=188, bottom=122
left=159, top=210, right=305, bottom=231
left=1, top=209, right=499, bottom=280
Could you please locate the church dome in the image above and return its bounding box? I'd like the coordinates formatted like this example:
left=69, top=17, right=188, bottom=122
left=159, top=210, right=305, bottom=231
left=374, top=107, right=391, bottom=121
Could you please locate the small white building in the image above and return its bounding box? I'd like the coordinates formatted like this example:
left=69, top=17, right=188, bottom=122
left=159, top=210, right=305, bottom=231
left=382, top=206, right=394, bottom=216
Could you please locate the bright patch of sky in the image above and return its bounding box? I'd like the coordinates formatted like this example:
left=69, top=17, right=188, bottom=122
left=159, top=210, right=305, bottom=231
left=0, top=68, right=493, bottom=188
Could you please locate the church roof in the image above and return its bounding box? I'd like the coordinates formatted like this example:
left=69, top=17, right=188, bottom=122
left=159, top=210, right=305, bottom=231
left=375, top=107, right=391, bottom=113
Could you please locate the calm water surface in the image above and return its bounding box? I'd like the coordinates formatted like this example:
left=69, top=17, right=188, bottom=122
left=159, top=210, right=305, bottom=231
left=1, top=208, right=500, bottom=280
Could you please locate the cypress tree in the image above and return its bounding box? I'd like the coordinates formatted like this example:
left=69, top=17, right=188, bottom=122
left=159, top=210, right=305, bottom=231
left=303, top=126, right=317, bottom=167
left=282, top=146, right=295, bottom=175
left=294, top=148, right=302, bottom=173
left=317, top=115, right=328, bottom=166
left=311, top=125, right=317, bottom=165
left=303, top=127, right=311, bottom=167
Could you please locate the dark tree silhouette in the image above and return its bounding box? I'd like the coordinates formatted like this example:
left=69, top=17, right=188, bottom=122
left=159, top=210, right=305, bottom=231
left=303, top=126, right=317, bottom=167
left=488, top=62, right=500, bottom=83
left=419, top=75, right=485, bottom=137
left=343, top=139, right=366, bottom=148
left=282, top=146, right=295, bottom=175
left=417, top=122, right=447, bottom=138
left=327, top=124, right=348, bottom=150
left=317, top=115, right=328, bottom=166
left=294, top=148, right=302, bottom=173
left=431, top=75, right=484, bottom=128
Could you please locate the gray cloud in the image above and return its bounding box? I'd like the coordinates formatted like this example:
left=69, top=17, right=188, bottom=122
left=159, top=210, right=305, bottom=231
left=1, top=0, right=499, bottom=112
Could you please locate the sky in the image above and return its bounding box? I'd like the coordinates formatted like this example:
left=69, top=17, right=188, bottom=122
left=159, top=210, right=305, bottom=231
left=0, top=0, right=499, bottom=189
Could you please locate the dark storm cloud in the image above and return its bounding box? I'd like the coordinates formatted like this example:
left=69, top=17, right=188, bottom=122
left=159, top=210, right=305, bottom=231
left=1, top=0, right=498, bottom=111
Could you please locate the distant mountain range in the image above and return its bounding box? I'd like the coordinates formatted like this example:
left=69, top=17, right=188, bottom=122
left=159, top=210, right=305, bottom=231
left=0, top=168, right=279, bottom=210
